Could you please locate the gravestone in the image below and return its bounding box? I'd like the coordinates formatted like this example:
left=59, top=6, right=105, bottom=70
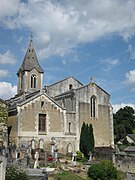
left=34, top=151, right=39, bottom=169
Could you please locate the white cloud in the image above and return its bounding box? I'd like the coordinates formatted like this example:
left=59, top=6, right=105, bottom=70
left=124, top=69, right=135, bottom=91
left=125, top=69, right=135, bottom=85
left=0, top=0, right=19, bottom=18
left=0, top=70, right=9, bottom=78
left=101, top=58, right=119, bottom=71
left=0, top=82, right=17, bottom=100
left=1, top=0, right=135, bottom=58
left=0, top=50, right=16, bottom=64
left=113, top=103, right=135, bottom=113
left=128, top=44, right=135, bottom=60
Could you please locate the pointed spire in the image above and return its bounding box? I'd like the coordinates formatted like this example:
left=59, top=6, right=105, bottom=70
left=17, top=37, right=44, bottom=75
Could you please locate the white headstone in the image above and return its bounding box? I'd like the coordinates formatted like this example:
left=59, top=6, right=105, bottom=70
left=34, top=152, right=39, bottom=169
left=32, top=140, right=35, bottom=149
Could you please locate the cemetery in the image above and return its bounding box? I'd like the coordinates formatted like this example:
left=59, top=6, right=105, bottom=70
left=2, top=139, right=133, bottom=180
left=0, top=137, right=89, bottom=180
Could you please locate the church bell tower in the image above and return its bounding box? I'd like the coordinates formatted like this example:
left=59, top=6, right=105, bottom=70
left=17, top=38, right=44, bottom=94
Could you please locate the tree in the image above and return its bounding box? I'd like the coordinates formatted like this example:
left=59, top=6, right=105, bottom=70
left=0, top=99, right=8, bottom=125
left=114, top=106, right=135, bottom=142
left=89, top=124, right=94, bottom=153
left=87, top=160, right=122, bottom=180
left=80, top=122, right=86, bottom=156
left=80, top=122, right=94, bottom=159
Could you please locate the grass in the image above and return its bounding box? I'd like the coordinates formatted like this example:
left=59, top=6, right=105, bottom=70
left=117, top=144, right=128, bottom=151
left=51, top=170, right=84, bottom=180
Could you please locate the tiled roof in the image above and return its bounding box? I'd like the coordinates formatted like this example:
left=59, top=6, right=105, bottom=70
left=0, top=98, right=8, bottom=106
left=8, top=90, right=66, bottom=112
left=54, top=90, right=75, bottom=99
left=8, top=90, right=40, bottom=111
left=45, top=76, right=83, bottom=88
left=17, top=40, right=44, bottom=75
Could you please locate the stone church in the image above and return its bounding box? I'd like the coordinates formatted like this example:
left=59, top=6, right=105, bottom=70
left=7, top=39, right=114, bottom=154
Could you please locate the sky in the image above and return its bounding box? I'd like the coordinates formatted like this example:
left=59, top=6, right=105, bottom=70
left=0, top=0, right=135, bottom=113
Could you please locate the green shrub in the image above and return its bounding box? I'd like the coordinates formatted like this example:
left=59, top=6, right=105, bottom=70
left=76, top=151, right=83, bottom=160
left=87, top=160, right=122, bottom=180
left=79, top=156, right=87, bottom=163
left=6, top=165, right=30, bottom=180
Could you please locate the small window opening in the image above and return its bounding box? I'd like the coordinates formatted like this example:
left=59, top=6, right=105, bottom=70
left=69, top=122, right=71, bottom=133
left=69, top=84, right=73, bottom=90
left=39, top=114, right=46, bottom=132
left=41, top=101, right=44, bottom=108
left=20, top=74, right=23, bottom=90
left=90, top=96, right=96, bottom=118
left=31, top=74, right=36, bottom=88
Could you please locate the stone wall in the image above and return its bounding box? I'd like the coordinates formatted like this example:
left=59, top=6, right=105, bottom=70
left=0, top=155, right=7, bottom=180
left=46, top=77, right=83, bottom=97
left=8, top=115, right=18, bottom=144
left=54, top=93, right=76, bottom=111
left=17, top=65, right=43, bottom=94
left=115, top=155, right=135, bottom=174
left=76, top=83, right=113, bottom=147
left=13, top=93, right=76, bottom=154
left=26, top=69, right=43, bottom=92
left=75, top=83, right=110, bottom=105
left=65, top=112, right=76, bottom=134
left=79, top=103, right=111, bottom=147
left=18, top=94, right=65, bottom=135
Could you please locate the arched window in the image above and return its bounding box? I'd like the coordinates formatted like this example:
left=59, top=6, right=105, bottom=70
left=41, top=101, right=44, bottom=108
left=67, top=143, right=73, bottom=154
left=90, top=95, right=97, bottom=118
left=39, top=139, right=44, bottom=149
left=31, top=74, right=36, bottom=88
left=20, top=74, right=23, bottom=90
left=69, top=84, right=73, bottom=90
